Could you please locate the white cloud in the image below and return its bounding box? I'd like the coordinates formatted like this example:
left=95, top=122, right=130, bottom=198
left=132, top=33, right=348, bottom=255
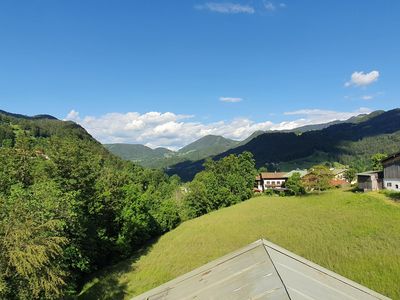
left=65, top=108, right=372, bottom=150
left=195, top=2, right=255, bottom=14
left=279, top=3, right=287, bottom=8
left=219, top=97, right=243, bottom=103
left=361, top=95, right=374, bottom=100
left=283, top=107, right=371, bottom=125
left=345, top=70, right=380, bottom=87
left=65, top=109, right=80, bottom=121
left=264, top=1, right=276, bottom=11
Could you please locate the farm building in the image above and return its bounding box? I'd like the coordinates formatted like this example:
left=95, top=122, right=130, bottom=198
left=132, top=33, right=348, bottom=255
left=357, top=171, right=384, bottom=191
left=381, top=151, right=400, bottom=191
left=132, top=239, right=389, bottom=300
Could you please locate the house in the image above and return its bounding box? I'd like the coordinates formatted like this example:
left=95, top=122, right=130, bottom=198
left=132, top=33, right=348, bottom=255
left=331, top=168, right=347, bottom=181
left=357, top=171, right=384, bottom=191
left=255, top=172, right=288, bottom=191
left=133, top=239, right=389, bottom=300
left=381, top=151, right=400, bottom=191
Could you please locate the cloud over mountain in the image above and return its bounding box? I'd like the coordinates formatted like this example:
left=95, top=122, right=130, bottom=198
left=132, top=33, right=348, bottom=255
left=65, top=108, right=371, bottom=150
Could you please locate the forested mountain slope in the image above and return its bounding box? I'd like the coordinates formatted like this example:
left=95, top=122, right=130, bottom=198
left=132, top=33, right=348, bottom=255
left=104, top=143, right=174, bottom=162
left=0, top=110, right=183, bottom=299
left=168, top=109, right=400, bottom=180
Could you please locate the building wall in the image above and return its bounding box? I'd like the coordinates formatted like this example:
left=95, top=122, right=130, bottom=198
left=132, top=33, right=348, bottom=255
left=358, top=176, right=373, bottom=191
left=358, top=175, right=382, bottom=191
left=383, top=179, right=400, bottom=191
left=263, top=179, right=286, bottom=189
left=383, top=162, right=400, bottom=179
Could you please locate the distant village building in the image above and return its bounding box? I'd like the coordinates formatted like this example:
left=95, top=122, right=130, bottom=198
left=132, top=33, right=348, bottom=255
left=255, top=170, right=308, bottom=192
left=255, top=172, right=287, bottom=191
left=381, top=151, right=400, bottom=191
left=331, top=168, right=347, bottom=181
left=357, top=171, right=384, bottom=192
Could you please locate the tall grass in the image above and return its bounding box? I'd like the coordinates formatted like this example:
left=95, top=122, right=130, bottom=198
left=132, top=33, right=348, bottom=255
left=79, top=189, right=400, bottom=299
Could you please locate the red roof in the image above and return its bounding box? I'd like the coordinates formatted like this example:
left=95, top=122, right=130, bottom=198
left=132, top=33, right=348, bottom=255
left=330, top=179, right=348, bottom=186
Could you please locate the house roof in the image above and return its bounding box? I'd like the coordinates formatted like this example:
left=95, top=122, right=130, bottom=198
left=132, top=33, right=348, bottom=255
left=331, top=168, right=347, bottom=175
left=132, top=239, right=389, bottom=300
left=357, top=171, right=383, bottom=177
left=284, top=170, right=308, bottom=178
left=381, top=151, right=400, bottom=165
left=256, top=172, right=288, bottom=180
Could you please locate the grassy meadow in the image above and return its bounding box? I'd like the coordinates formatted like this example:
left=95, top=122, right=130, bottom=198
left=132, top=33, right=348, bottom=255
left=79, top=189, right=400, bottom=299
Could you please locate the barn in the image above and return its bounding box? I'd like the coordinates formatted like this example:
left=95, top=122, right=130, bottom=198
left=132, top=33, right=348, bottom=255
left=382, top=151, right=400, bottom=191
left=357, top=171, right=384, bottom=191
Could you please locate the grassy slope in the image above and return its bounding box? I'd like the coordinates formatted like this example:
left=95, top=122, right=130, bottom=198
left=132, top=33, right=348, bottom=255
left=79, top=190, right=400, bottom=299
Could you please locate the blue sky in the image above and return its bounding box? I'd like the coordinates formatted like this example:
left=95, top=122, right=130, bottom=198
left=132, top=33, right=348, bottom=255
left=0, top=1, right=399, bottom=148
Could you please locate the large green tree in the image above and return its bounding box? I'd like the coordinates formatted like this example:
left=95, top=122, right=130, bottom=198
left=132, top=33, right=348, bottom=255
left=185, top=152, right=256, bottom=218
left=302, top=165, right=333, bottom=192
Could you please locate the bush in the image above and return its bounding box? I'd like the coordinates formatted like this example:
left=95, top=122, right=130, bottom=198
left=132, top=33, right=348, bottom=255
left=285, top=173, right=306, bottom=196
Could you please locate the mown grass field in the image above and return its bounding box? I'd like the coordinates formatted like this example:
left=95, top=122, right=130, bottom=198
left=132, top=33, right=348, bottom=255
left=79, top=189, right=400, bottom=299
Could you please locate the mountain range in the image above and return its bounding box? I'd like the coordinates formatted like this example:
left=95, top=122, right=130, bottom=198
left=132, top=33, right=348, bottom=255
left=104, top=134, right=241, bottom=168
left=3, top=108, right=400, bottom=182
left=104, top=110, right=387, bottom=174
left=166, top=109, right=400, bottom=180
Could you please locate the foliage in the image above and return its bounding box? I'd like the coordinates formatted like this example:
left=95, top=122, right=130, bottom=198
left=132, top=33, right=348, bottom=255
left=0, top=111, right=183, bottom=298
left=0, top=183, right=68, bottom=299
left=302, top=165, right=333, bottom=192
left=284, top=172, right=306, bottom=195
left=185, top=152, right=256, bottom=218
left=371, top=153, right=388, bottom=171
left=344, top=168, right=356, bottom=182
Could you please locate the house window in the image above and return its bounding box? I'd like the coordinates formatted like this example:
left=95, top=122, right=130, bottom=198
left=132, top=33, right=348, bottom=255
left=387, top=182, right=392, bottom=187
left=266, top=181, right=270, bottom=184
left=271, top=181, right=275, bottom=185
left=396, top=184, right=399, bottom=189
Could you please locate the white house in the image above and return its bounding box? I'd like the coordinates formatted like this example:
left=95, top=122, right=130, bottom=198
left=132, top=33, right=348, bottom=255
left=382, top=151, right=400, bottom=191
left=255, top=172, right=288, bottom=191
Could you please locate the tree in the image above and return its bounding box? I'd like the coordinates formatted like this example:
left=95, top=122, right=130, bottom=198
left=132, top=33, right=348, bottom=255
left=184, top=152, right=256, bottom=217
left=344, top=168, right=356, bottom=183
left=285, top=172, right=306, bottom=195
left=0, top=184, right=68, bottom=299
left=371, top=153, right=388, bottom=171
left=302, top=165, right=333, bottom=192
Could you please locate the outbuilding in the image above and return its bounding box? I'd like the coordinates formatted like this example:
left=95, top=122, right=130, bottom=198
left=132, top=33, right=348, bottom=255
left=357, top=171, right=383, bottom=191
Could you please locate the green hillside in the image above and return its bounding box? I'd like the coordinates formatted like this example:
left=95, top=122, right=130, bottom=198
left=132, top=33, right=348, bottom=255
left=105, top=135, right=240, bottom=168
left=104, top=144, right=173, bottom=163
left=79, top=189, right=400, bottom=300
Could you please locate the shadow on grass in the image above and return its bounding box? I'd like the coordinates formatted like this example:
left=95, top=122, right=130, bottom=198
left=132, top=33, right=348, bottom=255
left=383, top=191, right=400, bottom=202
left=77, top=237, right=160, bottom=300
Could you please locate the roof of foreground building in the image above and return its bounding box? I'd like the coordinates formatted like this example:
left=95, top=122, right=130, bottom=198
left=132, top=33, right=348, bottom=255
left=132, top=239, right=389, bottom=300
